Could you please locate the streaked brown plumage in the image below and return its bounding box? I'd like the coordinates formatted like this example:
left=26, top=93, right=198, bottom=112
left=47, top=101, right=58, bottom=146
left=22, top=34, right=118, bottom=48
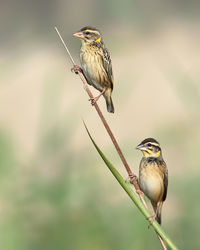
left=73, top=26, right=114, bottom=113
left=136, top=138, right=168, bottom=224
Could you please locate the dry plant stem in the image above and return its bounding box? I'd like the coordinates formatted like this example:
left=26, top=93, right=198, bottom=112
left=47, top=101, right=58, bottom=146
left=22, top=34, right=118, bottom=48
left=55, top=27, right=167, bottom=250
left=157, top=235, right=167, bottom=250
left=80, top=72, right=145, bottom=201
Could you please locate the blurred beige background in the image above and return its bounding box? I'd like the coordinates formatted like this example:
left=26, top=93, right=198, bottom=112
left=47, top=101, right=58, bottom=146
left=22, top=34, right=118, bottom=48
left=0, top=1, right=200, bottom=249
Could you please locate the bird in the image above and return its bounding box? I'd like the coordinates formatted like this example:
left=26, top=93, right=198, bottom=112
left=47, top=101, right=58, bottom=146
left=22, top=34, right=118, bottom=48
left=136, top=138, right=168, bottom=225
left=73, top=26, right=114, bottom=113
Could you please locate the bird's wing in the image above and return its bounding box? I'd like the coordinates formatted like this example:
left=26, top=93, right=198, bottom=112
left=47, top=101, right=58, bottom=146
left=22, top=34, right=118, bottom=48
left=102, top=48, right=114, bottom=90
left=162, top=162, right=168, bottom=202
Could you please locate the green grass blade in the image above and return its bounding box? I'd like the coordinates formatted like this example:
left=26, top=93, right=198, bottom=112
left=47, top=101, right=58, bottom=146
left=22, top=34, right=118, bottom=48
left=84, top=122, right=179, bottom=250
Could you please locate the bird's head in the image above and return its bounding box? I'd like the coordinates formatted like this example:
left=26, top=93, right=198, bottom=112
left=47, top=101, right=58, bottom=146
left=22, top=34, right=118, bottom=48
left=73, top=26, right=102, bottom=44
left=136, top=138, right=161, bottom=158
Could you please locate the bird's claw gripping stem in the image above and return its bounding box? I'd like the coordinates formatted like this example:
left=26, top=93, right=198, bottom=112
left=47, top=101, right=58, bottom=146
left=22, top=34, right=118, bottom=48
left=89, top=96, right=99, bottom=106
left=88, top=89, right=105, bottom=106
left=148, top=214, right=157, bottom=228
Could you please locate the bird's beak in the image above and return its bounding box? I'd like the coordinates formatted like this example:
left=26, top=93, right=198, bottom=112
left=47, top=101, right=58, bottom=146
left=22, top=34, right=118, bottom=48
left=73, top=31, right=84, bottom=39
left=136, top=144, right=146, bottom=151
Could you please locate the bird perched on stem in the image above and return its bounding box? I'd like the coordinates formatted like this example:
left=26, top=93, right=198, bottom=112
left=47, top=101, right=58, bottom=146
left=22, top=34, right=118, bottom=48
left=136, top=138, right=168, bottom=225
left=73, top=26, right=114, bottom=113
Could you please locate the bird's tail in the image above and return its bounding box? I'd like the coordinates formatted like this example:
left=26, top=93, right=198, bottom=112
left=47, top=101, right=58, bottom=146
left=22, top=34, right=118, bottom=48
left=152, top=202, right=163, bottom=225
left=104, top=88, right=114, bottom=113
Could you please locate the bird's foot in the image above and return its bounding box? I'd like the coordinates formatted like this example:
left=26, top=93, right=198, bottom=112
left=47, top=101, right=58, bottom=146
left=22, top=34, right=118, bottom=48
left=89, top=96, right=99, bottom=106
left=148, top=214, right=157, bottom=228
left=89, top=89, right=105, bottom=106
left=129, top=173, right=138, bottom=184
left=71, top=65, right=83, bottom=74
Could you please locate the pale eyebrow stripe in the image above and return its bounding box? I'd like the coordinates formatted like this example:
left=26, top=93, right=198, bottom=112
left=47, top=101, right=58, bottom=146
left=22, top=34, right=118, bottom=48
left=84, top=29, right=100, bottom=35
left=145, top=142, right=160, bottom=147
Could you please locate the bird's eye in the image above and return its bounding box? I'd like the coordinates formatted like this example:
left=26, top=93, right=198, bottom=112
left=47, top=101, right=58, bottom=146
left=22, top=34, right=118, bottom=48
left=85, top=32, right=90, bottom=35
left=147, top=143, right=151, bottom=147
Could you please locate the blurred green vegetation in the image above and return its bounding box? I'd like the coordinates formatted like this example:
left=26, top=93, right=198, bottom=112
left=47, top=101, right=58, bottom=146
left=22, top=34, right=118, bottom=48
left=0, top=118, right=200, bottom=250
